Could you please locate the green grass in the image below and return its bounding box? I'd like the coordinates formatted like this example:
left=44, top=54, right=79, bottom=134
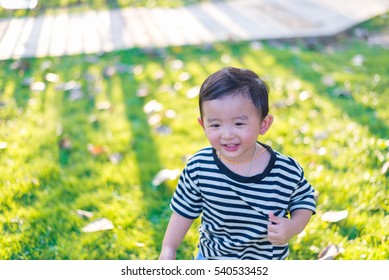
left=0, top=14, right=388, bottom=260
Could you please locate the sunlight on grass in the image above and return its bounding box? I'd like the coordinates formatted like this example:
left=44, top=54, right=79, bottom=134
left=1, top=14, right=388, bottom=260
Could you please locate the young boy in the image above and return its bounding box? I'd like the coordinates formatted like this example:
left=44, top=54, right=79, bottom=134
left=159, top=66, right=316, bottom=260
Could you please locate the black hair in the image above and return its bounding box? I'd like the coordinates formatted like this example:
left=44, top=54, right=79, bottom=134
left=199, top=66, right=269, bottom=119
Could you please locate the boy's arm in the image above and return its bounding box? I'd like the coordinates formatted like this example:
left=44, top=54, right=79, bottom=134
left=267, top=209, right=313, bottom=245
left=159, top=212, right=194, bottom=260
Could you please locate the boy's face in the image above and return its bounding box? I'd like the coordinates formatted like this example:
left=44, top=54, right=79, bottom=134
left=198, top=95, right=271, bottom=162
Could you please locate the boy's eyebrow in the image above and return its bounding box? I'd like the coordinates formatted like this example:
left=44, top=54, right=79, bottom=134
left=206, top=117, right=220, bottom=122
left=234, top=115, right=249, bottom=120
left=206, top=115, right=249, bottom=122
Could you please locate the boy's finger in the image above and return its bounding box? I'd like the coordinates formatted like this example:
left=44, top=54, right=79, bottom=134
left=267, top=223, right=277, bottom=233
left=269, top=212, right=281, bottom=224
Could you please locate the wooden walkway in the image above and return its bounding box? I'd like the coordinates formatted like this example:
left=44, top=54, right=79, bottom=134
left=0, top=0, right=389, bottom=60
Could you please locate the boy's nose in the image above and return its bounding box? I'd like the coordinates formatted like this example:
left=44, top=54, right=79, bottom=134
left=221, top=127, right=234, bottom=139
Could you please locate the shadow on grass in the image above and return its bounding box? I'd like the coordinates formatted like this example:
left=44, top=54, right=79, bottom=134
left=2, top=53, right=173, bottom=259
left=117, top=51, right=174, bottom=259
left=268, top=42, right=389, bottom=139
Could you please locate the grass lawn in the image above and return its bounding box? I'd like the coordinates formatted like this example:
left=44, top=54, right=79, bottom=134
left=0, top=13, right=388, bottom=260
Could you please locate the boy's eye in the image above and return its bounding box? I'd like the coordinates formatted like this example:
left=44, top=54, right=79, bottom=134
left=235, top=122, right=245, bottom=126
left=211, top=124, right=220, bottom=128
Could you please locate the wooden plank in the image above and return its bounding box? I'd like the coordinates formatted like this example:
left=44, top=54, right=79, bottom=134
left=0, top=18, right=25, bottom=60
left=21, top=15, right=44, bottom=58
left=106, top=9, right=127, bottom=51
left=135, top=8, right=169, bottom=47
left=82, top=11, right=102, bottom=54
left=48, top=13, right=69, bottom=57
left=149, top=8, right=188, bottom=46
left=201, top=2, right=251, bottom=41
left=0, top=0, right=388, bottom=60
left=12, top=16, right=34, bottom=58
left=95, top=10, right=115, bottom=52
left=0, top=19, right=10, bottom=42
left=65, top=13, right=83, bottom=55
left=174, top=6, right=215, bottom=45
left=120, top=8, right=150, bottom=48
left=186, top=4, right=229, bottom=42
left=35, top=15, right=54, bottom=58
left=224, top=0, right=291, bottom=39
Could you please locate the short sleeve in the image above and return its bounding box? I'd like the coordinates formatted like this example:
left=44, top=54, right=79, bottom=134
left=289, top=169, right=316, bottom=214
left=170, top=164, right=203, bottom=219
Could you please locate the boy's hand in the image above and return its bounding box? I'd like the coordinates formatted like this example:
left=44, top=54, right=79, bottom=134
left=267, top=212, right=293, bottom=245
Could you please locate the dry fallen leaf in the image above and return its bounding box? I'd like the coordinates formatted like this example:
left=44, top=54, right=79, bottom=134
left=88, top=115, right=98, bottom=124
left=30, top=81, right=46, bottom=92
left=170, top=59, right=184, bottom=70
left=115, top=63, right=132, bottom=74
left=332, top=87, right=352, bottom=98
left=87, top=144, right=106, bottom=156
left=318, top=244, right=344, bottom=260
left=250, top=41, right=263, bottom=50
left=148, top=114, right=162, bottom=127
left=143, top=100, right=163, bottom=114
left=45, top=73, right=60, bottom=83
left=84, top=55, right=100, bottom=64
left=22, top=77, right=34, bottom=87
left=173, top=82, right=183, bottom=91
left=152, top=169, right=180, bottom=187
left=69, top=88, right=84, bottom=101
left=59, top=137, right=72, bottom=150
left=31, top=177, right=40, bottom=186
left=76, top=209, right=94, bottom=219
left=381, top=162, right=389, bottom=175
left=56, top=80, right=81, bottom=92
left=155, top=125, right=172, bottom=135
left=136, top=85, right=149, bottom=97
left=10, top=60, right=30, bottom=73
left=179, top=72, right=191, bottom=81
left=132, top=65, right=143, bottom=75
left=299, top=90, right=311, bottom=101
left=82, top=218, right=114, bottom=233
left=314, top=146, right=327, bottom=156
left=109, top=153, right=122, bottom=165
left=154, top=69, right=165, bottom=80
left=321, top=75, right=335, bottom=87
left=351, top=54, right=364, bottom=66
left=313, top=131, right=329, bottom=141
left=321, top=210, right=348, bottom=222
left=0, top=142, right=8, bottom=150
left=103, top=66, right=116, bottom=78
left=96, top=101, right=111, bottom=110
left=165, top=109, right=176, bottom=119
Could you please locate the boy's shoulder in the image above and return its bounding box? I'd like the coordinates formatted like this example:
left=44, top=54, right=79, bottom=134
left=185, top=146, right=214, bottom=166
left=190, top=146, right=213, bottom=158
left=272, top=148, right=303, bottom=173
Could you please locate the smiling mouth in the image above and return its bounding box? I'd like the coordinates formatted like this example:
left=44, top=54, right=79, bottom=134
left=222, top=144, right=240, bottom=152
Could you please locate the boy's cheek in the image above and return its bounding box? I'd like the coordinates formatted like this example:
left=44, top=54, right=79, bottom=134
left=206, top=137, right=220, bottom=149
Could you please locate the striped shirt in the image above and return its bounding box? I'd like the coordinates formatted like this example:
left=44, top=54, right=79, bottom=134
left=170, top=143, right=316, bottom=260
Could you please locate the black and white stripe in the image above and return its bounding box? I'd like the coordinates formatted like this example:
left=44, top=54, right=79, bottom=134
left=171, top=142, right=316, bottom=260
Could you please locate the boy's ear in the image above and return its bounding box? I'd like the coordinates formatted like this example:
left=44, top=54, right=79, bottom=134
left=197, top=117, right=205, bottom=129
left=259, top=114, right=273, bottom=135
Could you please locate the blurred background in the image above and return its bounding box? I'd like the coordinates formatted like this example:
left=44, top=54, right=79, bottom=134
left=0, top=0, right=388, bottom=260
